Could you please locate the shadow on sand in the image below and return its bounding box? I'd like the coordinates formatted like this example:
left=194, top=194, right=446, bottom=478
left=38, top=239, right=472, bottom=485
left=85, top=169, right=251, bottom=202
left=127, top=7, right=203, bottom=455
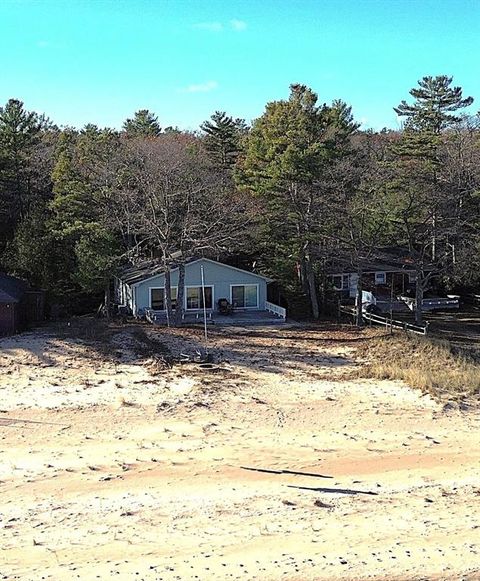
left=288, top=484, right=379, bottom=496
left=241, top=466, right=334, bottom=479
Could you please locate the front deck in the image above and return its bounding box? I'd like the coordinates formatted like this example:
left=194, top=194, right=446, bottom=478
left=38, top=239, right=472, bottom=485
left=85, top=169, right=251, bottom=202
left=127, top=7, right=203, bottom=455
left=398, top=296, right=460, bottom=311
left=145, top=308, right=286, bottom=326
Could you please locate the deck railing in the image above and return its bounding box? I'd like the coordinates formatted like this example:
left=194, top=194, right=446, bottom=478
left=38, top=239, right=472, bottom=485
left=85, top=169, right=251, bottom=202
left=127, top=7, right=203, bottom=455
left=399, top=296, right=459, bottom=311
left=145, top=309, right=215, bottom=324
left=265, top=301, right=287, bottom=320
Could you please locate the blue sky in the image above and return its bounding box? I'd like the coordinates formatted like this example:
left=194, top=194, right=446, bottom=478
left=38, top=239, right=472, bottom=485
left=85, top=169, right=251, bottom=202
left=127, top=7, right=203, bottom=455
left=1, top=0, right=479, bottom=131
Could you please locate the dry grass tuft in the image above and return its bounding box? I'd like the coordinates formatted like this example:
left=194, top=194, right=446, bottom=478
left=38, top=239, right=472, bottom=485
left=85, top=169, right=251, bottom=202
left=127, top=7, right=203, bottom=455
left=116, top=395, right=137, bottom=408
left=355, top=332, right=480, bottom=401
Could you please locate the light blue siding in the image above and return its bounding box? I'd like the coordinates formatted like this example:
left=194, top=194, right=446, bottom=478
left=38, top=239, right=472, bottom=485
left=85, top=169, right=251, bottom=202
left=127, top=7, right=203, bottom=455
left=131, top=259, right=268, bottom=316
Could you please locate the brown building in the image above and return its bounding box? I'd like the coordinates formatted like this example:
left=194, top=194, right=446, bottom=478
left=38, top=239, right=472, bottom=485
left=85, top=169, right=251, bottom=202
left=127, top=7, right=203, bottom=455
left=327, top=249, right=419, bottom=300
left=0, top=274, right=45, bottom=336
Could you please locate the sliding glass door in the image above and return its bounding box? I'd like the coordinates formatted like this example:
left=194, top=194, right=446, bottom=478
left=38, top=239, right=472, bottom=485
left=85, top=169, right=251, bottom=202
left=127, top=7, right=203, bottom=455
left=231, top=284, right=258, bottom=308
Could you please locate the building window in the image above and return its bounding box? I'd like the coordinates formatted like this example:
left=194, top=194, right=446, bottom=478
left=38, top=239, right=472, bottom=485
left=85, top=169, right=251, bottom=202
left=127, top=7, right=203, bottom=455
left=231, top=284, right=258, bottom=308
left=186, top=286, right=213, bottom=310
left=332, top=274, right=349, bottom=290
left=150, top=287, right=177, bottom=310
left=332, top=275, right=342, bottom=290
left=375, top=272, right=386, bottom=285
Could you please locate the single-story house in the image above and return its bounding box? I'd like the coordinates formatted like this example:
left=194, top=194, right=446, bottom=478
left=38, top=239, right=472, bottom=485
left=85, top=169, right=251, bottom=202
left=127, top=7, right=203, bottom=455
left=327, top=248, right=426, bottom=299
left=0, top=273, right=45, bottom=336
left=326, top=248, right=459, bottom=313
left=114, top=258, right=285, bottom=320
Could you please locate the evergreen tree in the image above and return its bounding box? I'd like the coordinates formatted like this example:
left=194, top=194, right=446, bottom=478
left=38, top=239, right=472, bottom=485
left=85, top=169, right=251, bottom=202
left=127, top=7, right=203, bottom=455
left=0, top=99, right=49, bottom=255
left=390, top=77, right=475, bottom=323
left=6, top=201, right=56, bottom=288
left=123, top=109, right=161, bottom=137
left=164, top=126, right=181, bottom=134
left=237, top=84, right=358, bottom=318
left=48, top=127, right=121, bottom=301
left=200, top=111, right=246, bottom=169
left=394, top=75, right=473, bottom=133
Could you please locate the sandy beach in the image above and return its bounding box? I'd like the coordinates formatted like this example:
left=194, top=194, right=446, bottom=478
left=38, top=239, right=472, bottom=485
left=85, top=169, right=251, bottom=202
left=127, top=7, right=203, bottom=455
left=0, top=322, right=479, bottom=580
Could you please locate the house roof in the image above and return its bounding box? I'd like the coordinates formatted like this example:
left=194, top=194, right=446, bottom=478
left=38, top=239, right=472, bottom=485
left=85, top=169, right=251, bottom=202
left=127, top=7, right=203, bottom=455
left=0, top=273, right=29, bottom=304
left=117, top=257, right=272, bottom=286
left=327, top=247, right=433, bottom=275
left=116, top=260, right=172, bottom=285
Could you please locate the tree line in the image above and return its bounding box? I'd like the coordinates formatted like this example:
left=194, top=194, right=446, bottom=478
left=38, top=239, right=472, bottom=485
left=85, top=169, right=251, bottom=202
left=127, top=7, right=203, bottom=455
left=1, top=75, right=479, bottom=325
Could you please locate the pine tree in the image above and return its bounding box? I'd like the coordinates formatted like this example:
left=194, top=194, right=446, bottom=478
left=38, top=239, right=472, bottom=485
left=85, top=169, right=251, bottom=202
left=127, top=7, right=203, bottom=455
left=123, top=109, right=161, bottom=137
left=237, top=84, right=358, bottom=318
left=394, top=75, right=473, bottom=133
left=389, top=77, right=474, bottom=324
left=0, top=99, right=48, bottom=253
left=200, top=111, right=246, bottom=169
left=6, top=201, right=56, bottom=288
left=48, top=128, right=121, bottom=300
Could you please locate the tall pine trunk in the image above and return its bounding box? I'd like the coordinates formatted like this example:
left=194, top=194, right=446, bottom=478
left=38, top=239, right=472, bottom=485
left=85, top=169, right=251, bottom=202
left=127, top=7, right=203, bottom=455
left=432, top=209, right=437, bottom=262
left=104, top=283, right=111, bottom=319
left=414, top=265, right=424, bottom=326
left=303, top=252, right=319, bottom=319
left=355, top=267, right=364, bottom=327
left=298, top=258, right=309, bottom=296
left=164, top=267, right=173, bottom=327
left=175, top=262, right=186, bottom=326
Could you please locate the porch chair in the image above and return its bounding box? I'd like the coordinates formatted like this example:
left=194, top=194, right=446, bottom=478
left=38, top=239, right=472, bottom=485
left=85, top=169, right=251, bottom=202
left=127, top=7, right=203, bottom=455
left=217, top=298, right=234, bottom=315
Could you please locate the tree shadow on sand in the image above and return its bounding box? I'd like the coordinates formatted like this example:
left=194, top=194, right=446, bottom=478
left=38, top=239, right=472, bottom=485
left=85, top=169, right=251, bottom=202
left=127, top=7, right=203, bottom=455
left=0, top=317, right=382, bottom=380
left=288, top=484, right=379, bottom=496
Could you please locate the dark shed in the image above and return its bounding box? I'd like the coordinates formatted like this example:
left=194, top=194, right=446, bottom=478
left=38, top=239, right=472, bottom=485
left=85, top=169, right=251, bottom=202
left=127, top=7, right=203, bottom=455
left=0, top=274, right=45, bottom=336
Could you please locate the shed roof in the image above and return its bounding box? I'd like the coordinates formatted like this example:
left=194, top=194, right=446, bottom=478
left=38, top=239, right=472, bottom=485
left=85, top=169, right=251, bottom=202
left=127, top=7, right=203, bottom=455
left=0, top=273, right=29, bottom=303
left=327, top=247, right=433, bottom=275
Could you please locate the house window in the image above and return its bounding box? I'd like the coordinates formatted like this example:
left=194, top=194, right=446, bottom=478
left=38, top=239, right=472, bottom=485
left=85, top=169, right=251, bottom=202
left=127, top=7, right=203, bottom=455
left=186, top=286, right=213, bottom=310
left=332, top=274, right=349, bottom=290
left=150, top=287, right=177, bottom=310
left=332, top=275, right=342, bottom=290
left=375, top=272, right=386, bottom=285
left=231, top=285, right=258, bottom=308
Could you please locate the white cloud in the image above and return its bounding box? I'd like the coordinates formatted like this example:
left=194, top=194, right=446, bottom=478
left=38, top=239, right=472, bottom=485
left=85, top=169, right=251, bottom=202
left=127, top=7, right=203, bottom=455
left=230, top=19, right=247, bottom=31
left=193, top=21, right=223, bottom=32
left=37, top=40, right=50, bottom=48
left=180, top=81, right=219, bottom=94
left=192, top=19, right=247, bottom=33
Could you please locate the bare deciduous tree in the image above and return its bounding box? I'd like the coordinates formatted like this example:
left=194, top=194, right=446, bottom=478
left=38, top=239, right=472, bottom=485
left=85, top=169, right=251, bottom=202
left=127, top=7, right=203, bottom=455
left=106, top=133, right=250, bottom=324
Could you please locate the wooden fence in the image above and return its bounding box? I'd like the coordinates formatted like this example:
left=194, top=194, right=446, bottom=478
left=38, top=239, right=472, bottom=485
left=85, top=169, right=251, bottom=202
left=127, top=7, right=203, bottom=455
left=340, top=306, right=428, bottom=336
